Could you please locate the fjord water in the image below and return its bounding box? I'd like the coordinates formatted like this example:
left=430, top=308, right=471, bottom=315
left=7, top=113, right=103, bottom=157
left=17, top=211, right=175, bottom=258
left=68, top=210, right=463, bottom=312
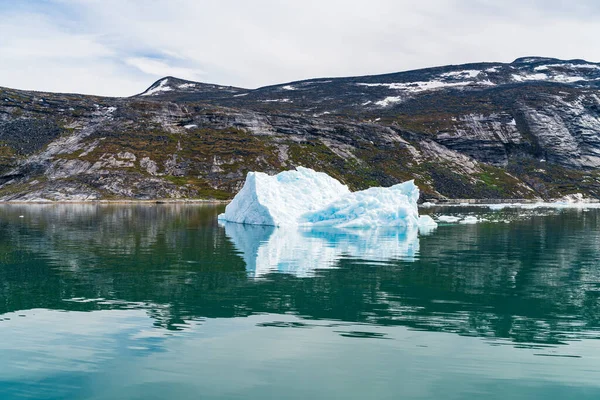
left=1, top=205, right=600, bottom=399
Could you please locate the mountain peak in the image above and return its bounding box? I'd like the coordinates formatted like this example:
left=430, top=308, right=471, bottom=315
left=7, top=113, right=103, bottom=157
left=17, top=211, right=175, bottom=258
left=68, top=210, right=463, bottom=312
left=137, top=77, right=247, bottom=98
left=511, top=56, right=561, bottom=64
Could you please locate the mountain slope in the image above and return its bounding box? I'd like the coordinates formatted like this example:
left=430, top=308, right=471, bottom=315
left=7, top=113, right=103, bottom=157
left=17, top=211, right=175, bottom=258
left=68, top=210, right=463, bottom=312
left=1, top=57, right=599, bottom=201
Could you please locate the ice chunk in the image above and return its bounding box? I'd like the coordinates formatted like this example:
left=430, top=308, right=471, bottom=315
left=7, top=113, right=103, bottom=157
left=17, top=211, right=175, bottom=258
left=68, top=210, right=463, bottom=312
left=219, top=167, right=436, bottom=230
left=300, top=181, right=422, bottom=228
left=437, top=215, right=462, bottom=223
left=417, top=215, right=438, bottom=234
left=218, top=167, right=350, bottom=226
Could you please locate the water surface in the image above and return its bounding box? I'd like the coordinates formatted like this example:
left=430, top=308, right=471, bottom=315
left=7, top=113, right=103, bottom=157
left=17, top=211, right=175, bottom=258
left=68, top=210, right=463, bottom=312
left=1, top=204, right=599, bottom=399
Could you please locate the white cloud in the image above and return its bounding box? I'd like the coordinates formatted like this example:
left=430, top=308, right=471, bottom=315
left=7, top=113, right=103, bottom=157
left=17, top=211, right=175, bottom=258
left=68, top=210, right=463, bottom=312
left=0, top=0, right=599, bottom=96
left=124, top=57, right=205, bottom=81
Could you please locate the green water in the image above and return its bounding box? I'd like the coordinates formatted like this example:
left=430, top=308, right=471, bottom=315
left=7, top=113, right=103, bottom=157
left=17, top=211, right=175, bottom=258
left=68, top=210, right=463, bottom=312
left=1, top=204, right=599, bottom=399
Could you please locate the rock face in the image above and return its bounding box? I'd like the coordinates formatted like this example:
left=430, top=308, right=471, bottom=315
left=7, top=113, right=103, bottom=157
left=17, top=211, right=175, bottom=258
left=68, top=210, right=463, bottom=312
left=1, top=56, right=600, bottom=201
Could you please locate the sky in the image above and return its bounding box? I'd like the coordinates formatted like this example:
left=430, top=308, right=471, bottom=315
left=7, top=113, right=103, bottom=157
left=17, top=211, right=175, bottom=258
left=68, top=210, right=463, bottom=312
left=0, top=0, right=599, bottom=97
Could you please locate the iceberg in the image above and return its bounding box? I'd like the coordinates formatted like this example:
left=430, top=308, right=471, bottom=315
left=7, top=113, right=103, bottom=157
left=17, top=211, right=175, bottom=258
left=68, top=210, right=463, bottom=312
left=218, top=167, right=436, bottom=230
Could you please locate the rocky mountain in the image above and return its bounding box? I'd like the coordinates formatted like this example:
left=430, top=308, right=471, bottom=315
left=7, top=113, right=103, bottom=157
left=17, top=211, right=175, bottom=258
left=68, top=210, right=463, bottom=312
left=1, top=56, right=600, bottom=201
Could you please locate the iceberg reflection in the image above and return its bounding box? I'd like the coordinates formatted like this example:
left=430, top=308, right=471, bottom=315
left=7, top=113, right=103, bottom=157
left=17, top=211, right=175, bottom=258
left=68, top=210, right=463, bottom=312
left=221, top=222, right=421, bottom=278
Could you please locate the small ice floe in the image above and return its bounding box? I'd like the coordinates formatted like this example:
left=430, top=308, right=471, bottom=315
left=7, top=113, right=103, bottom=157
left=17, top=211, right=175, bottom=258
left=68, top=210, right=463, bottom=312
left=435, top=215, right=489, bottom=224
left=437, top=215, right=462, bottom=223
left=459, top=216, right=480, bottom=224
left=481, top=194, right=600, bottom=210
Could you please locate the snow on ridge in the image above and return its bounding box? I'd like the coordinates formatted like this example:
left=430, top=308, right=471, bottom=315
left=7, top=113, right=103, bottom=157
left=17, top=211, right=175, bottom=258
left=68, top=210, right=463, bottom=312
left=440, top=70, right=481, bottom=79
left=177, top=83, right=196, bottom=89
left=141, top=79, right=173, bottom=96
left=536, top=63, right=600, bottom=71
left=259, top=98, right=292, bottom=103
left=552, top=75, right=586, bottom=83
left=485, top=66, right=502, bottom=73
left=359, top=79, right=497, bottom=106
left=512, top=72, right=587, bottom=84
left=357, top=80, right=476, bottom=95
left=517, top=57, right=549, bottom=64
left=281, top=85, right=297, bottom=91
left=511, top=73, right=548, bottom=82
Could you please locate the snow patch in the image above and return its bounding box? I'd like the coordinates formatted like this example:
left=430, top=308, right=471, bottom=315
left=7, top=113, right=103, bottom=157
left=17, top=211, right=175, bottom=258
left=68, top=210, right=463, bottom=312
left=538, top=63, right=600, bottom=70
left=376, top=96, right=402, bottom=107
left=440, top=70, right=481, bottom=79
left=512, top=73, right=548, bottom=82
left=141, top=79, right=173, bottom=96
left=260, top=98, right=292, bottom=103
left=552, top=75, right=585, bottom=83
left=512, top=71, right=587, bottom=84
left=177, top=83, right=196, bottom=89
left=281, top=85, right=296, bottom=91
left=357, top=80, right=474, bottom=94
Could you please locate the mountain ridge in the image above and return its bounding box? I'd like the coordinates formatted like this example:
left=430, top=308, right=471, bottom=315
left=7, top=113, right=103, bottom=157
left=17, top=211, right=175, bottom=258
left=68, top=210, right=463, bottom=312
left=0, top=56, right=599, bottom=201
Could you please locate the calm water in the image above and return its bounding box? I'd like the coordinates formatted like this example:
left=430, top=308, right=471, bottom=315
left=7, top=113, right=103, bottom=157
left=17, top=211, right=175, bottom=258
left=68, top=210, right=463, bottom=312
left=1, top=204, right=600, bottom=399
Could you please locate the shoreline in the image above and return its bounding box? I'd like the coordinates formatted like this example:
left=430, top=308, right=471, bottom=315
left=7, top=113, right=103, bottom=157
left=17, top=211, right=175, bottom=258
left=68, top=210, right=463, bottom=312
left=423, top=198, right=600, bottom=205
left=1, top=198, right=599, bottom=206
left=0, top=199, right=229, bottom=205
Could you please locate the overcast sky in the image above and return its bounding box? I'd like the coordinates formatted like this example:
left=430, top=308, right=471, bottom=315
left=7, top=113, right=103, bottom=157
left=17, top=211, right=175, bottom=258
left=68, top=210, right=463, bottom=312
left=0, top=0, right=599, bottom=97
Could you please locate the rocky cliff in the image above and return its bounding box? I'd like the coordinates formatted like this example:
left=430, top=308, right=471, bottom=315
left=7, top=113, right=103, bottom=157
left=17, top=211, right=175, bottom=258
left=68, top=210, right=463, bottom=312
left=1, top=56, right=600, bottom=201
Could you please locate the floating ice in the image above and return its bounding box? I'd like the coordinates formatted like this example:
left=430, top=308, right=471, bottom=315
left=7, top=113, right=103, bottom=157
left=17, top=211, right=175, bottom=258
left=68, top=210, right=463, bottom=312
left=459, top=216, right=480, bottom=224
left=437, top=215, right=462, bottom=223
left=300, top=180, right=428, bottom=229
left=219, top=167, right=349, bottom=226
left=218, top=167, right=436, bottom=230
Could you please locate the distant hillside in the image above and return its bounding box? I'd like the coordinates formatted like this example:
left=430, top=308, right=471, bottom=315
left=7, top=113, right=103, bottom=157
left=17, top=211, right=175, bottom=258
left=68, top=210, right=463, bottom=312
left=0, top=56, right=599, bottom=201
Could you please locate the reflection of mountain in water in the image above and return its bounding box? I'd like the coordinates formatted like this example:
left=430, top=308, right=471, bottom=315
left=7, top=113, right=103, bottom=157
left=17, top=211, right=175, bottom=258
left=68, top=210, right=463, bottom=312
left=0, top=204, right=600, bottom=346
left=222, top=222, right=420, bottom=277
